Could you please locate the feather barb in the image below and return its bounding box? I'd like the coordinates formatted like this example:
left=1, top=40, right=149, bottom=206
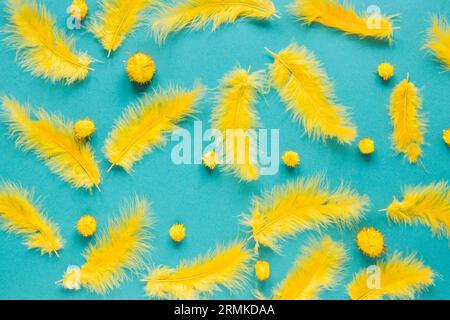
left=424, top=16, right=450, bottom=70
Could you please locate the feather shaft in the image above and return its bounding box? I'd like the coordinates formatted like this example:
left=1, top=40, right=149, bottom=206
left=425, top=16, right=450, bottom=70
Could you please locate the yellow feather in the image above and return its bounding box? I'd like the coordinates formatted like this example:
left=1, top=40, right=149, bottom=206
left=104, top=85, right=205, bottom=173
left=89, top=0, right=155, bottom=56
left=267, top=43, right=357, bottom=144
left=1, top=97, right=101, bottom=191
left=243, top=175, right=369, bottom=252
left=288, top=0, right=396, bottom=42
left=348, top=253, right=434, bottom=300
left=389, top=75, right=426, bottom=164
left=0, top=182, right=63, bottom=255
left=144, top=241, right=253, bottom=299
left=150, top=0, right=277, bottom=44
left=425, top=16, right=450, bottom=70
left=211, top=68, right=262, bottom=182
left=386, top=181, right=450, bottom=238
left=4, top=0, right=91, bottom=84
left=272, top=237, right=346, bottom=300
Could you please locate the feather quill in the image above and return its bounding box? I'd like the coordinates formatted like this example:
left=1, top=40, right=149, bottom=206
left=211, top=68, right=262, bottom=181
left=150, top=0, right=277, bottom=44
left=386, top=181, right=450, bottom=238
left=267, top=43, right=357, bottom=144
left=1, top=97, right=101, bottom=191
left=0, top=182, right=63, bottom=255
left=243, top=175, right=368, bottom=252
left=144, top=241, right=253, bottom=299
left=288, top=0, right=396, bottom=42
left=104, top=85, right=205, bottom=173
left=348, top=253, right=434, bottom=300
left=425, top=16, right=450, bottom=70
left=389, top=75, right=426, bottom=163
left=3, top=0, right=92, bottom=84
left=60, top=197, right=153, bottom=294
left=89, top=0, right=155, bottom=56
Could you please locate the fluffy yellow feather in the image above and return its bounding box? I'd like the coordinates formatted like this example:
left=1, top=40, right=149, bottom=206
left=267, top=43, right=357, bottom=144
left=212, top=68, right=262, bottom=181
left=288, top=0, right=396, bottom=42
left=150, top=0, right=277, bottom=44
left=4, top=0, right=92, bottom=84
left=389, top=75, right=426, bottom=164
left=386, top=181, right=450, bottom=238
left=0, top=182, right=63, bottom=255
left=89, top=0, right=155, bottom=56
left=104, top=85, right=205, bottom=173
left=1, top=97, right=101, bottom=191
left=425, top=16, right=450, bottom=70
left=60, top=197, right=153, bottom=294
left=243, top=175, right=369, bottom=252
left=144, top=241, right=253, bottom=299
left=348, top=253, right=434, bottom=300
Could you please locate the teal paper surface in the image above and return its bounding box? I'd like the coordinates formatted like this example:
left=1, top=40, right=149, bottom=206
left=0, top=0, right=449, bottom=300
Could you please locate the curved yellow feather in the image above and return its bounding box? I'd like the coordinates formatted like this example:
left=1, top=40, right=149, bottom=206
left=389, top=75, right=426, bottom=164
left=4, top=0, right=91, bottom=84
left=425, top=16, right=450, bottom=70
left=1, top=97, right=101, bottom=191
left=104, top=85, right=205, bottom=173
left=212, top=68, right=262, bottom=181
left=386, top=181, right=450, bottom=238
left=268, top=43, right=357, bottom=144
left=243, top=175, right=368, bottom=252
left=144, top=242, right=253, bottom=299
left=150, top=0, right=277, bottom=44
left=289, top=0, right=396, bottom=42
left=348, top=253, right=434, bottom=300
left=0, top=182, right=63, bottom=255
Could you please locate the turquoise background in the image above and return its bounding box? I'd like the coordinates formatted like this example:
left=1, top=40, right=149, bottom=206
left=0, top=0, right=449, bottom=300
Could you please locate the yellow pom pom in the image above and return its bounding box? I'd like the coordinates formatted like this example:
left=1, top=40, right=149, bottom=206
left=255, top=260, right=270, bottom=281
left=356, top=227, right=385, bottom=258
left=76, top=215, right=96, bottom=237
left=74, top=119, right=95, bottom=139
left=282, top=151, right=300, bottom=168
left=202, top=151, right=219, bottom=170
left=377, top=62, right=395, bottom=81
left=126, top=52, right=155, bottom=85
left=70, top=0, right=88, bottom=20
left=443, top=129, right=450, bottom=147
left=358, top=138, right=375, bottom=155
left=169, top=223, right=186, bottom=242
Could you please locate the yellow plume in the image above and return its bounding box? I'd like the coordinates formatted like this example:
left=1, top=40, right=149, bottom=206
left=0, top=182, right=63, bottom=255
left=150, top=0, right=277, bottom=44
left=348, top=253, right=434, bottom=300
left=288, top=0, right=396, bottom=42
left=60, top=197, right=153, bottom=294
left=1, top=97, right=101, bottom=191
left=89, top=0, right=155, bottom=56
left=389, top=75, right=426, bottom=164
left=243, top=175, right=369, bottom=252
left=144, top=241, right=253, bottom=299
left=271, top=237, right=346, bottom=300
left=104, top=85, right=205, bottom=173
left=425, top=16, right=450, bottom=70
left=211, top=68, right=262, bottom=182
left=386, top=181, right=450, bottom=238
left=4, top=0, right=91, bottom=84
left=267, top=43, right=357, bottom=144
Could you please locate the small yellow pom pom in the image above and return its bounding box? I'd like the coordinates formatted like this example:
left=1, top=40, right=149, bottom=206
left=169, top=223, right=186, bottom=242
left=377, top=62, right=395, bottom=81
left=77, top=215, right=96, bottom=237
left=255, top=260, right=270, bottom=281
left=282, top=151, right=300, bottom=168
left=356, top=227, right=385, bottom=258
left=70, top=0, right=88, bottom=20
left=358, top=138, right=375, bottom=155
left=443, top=129, right=450, bottom=147
left=202, top=151, right=219, bottom=170
left=126, top=52, right=155, bottom=85
left=74, top=119, right=95, bottom=140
